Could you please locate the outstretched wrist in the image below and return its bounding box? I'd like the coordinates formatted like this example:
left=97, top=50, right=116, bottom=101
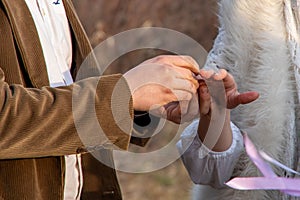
left=197, top=109, right=232, bottom=152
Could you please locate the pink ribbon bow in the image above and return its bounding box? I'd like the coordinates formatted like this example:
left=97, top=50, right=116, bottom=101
left=225, top=133, right=300, bottom=197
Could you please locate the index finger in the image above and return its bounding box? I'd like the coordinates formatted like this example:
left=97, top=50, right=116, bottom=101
left=212, top=69, right=228, bottom=81
left=165, top=55, right=200, bottom=74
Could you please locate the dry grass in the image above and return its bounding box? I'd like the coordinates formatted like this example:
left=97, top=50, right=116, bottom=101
left=118, top=159, right=193, bottom=200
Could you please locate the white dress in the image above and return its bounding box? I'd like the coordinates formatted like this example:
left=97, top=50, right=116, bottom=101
left=177, top=0, right=300, bottom=199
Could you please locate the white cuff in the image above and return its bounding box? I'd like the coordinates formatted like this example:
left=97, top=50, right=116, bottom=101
left=177, top=120, right=243, bottom=158
left=177, top=120, right=244, bottom=188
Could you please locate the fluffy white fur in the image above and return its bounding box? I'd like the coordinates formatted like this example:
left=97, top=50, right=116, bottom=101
left=193, top=0, right=297, bottom=199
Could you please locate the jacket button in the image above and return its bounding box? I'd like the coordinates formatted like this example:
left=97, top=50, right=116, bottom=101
left=103, top=190, right=115, bottom=196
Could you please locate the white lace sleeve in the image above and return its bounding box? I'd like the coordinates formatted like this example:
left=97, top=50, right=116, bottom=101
left=203, top=28, right=229, bottom=71
left=176, top=120, right=244, bottom=188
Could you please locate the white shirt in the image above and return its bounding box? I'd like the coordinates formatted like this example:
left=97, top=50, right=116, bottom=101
left=24, top=0, right=82, bottom=199
left=177, top=121, right=243, bottom=188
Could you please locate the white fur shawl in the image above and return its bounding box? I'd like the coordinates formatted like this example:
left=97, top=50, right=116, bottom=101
left=193, top=0, right=299, bottom=199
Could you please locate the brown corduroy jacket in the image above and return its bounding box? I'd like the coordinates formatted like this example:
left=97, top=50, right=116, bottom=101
left=0, top=0, right=136, bottom=199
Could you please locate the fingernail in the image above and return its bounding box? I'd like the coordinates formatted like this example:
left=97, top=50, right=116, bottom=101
left=193, top=73, right=203, bottom=81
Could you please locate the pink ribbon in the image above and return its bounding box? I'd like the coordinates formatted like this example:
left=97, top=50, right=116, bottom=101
left=225, top=133, right=300, bottom=197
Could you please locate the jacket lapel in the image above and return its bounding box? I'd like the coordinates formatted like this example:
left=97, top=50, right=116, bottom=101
left=2, top=0, right=93, bottom=87
left=63, top=0, right=92, bottom=60
left=63, top=0, right=94, bottom=80
left=1, top=0, right=49, bottom=88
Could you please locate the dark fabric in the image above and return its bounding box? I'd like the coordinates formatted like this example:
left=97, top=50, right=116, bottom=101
left=131, top=112, right=160, bottom=147
left=81, top=152, right=122, bottom=200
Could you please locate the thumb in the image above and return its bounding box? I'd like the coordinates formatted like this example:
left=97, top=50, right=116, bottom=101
left=227, top=91, right=259, bottom=109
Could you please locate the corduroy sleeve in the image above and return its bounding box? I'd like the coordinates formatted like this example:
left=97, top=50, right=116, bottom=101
left=0, top=70, right=133, bottom=159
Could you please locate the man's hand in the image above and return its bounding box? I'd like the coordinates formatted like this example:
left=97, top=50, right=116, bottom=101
left=162, top=92, right=199, bottom=124
left=124, top=55, right=200, bottom=121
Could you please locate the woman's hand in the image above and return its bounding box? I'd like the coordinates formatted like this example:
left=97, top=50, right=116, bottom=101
left=197, top=69, right=259, bottom=151
left=199, top=69, right=259, bottom=111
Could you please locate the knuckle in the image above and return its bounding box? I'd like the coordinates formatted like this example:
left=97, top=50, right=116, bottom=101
left=185, top=92, right=192, bottom=100
left=156, top=55, right=166, bottom=62
left=182, top=55, right=192, bottom=60
left=163, top=87, right=174, bottom=97
left=189, top=81, right=197, bottom=93
left=166, top=87, right=173, bottom=94
left=163, top=65, right=172, bottom=74
left=182, top=55, right=194, bottom=63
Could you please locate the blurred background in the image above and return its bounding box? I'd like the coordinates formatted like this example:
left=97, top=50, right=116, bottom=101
left=73, top=1, right=219, bottom=199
